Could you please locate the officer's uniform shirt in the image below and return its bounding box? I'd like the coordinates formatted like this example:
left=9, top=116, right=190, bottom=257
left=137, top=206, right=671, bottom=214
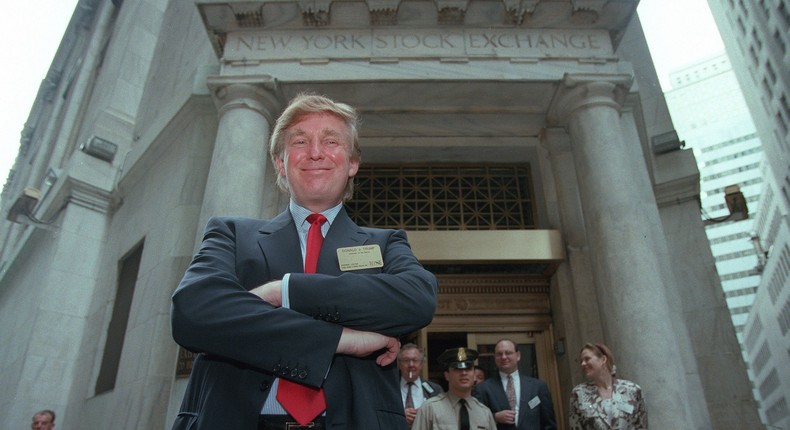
left=412, top=392, right=497, bottom=430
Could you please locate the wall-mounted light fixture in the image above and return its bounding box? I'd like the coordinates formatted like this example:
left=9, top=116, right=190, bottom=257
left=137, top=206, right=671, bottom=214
left=703, top=184, right=749, bottom=226
left=7, top=187, right=41, bottom=223
left=80, top=136, right=117, bottom=163
left=724, top=185, right=748, bottom=221
left=554, top=338, right=566, bottom=356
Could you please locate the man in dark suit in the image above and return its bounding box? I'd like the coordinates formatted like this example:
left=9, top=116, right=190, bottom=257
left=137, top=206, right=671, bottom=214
left=171, top=94, right=438, bottom=430
left=473, top=339, right=557, bottom=430
left=398, top=343, right=444, bottom=427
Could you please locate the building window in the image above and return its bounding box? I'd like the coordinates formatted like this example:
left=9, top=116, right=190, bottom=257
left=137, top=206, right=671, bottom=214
left=348, top=164, right=536, bottom=230
left=752, top=29, right=763, bottom=49
left=766, top=397, right=788, bottom=427
left=759, top=368, right=780, bottom=399
left=758, top=0, right=768, bottom=16
left=779, top=296, right=790, bottom=336
left=752, top=341, right=772, bottom=375
left=95, top=241, right=144, bottom=394
left=775, top=29, right=787, bottom=55
left=780, top=2, right=790, bottom=28
left=745, top=315, right=763, bottom=351
left=738, top=0, right=749, bottom=16
left=766, top=61, right=777, bottom=84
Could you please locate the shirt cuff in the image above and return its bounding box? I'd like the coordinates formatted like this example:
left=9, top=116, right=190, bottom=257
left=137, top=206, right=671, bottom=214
left=281, top=273, right=291, bottom=308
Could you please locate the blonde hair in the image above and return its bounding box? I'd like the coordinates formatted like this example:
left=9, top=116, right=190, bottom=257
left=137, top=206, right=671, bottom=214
left=269, top=93, right=362, bottom=201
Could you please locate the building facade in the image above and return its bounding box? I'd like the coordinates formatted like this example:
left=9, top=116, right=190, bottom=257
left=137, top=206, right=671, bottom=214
left=748, top=174, right=790, bottom=428
left=0, top=0, right=761, bottom=429
left=665, top=54, right=763, bottom=339
left=706, top=1, right=790, bottom=427
left=707, top=0, right=789, bottom=191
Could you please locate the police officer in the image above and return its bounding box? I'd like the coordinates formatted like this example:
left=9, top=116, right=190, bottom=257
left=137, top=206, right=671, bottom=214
left=413, top=348, right=497, bottom=430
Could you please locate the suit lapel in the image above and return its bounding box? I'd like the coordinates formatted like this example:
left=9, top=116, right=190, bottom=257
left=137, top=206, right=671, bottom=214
left=257, top=211, right=303, bottom=277
left=489, top=377, right=511, bottom=411
left=257, top=208, right=369, bottom=277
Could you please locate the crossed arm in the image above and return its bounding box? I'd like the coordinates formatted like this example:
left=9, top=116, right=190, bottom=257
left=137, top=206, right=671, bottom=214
left=172, top=217, right=438, bottom=386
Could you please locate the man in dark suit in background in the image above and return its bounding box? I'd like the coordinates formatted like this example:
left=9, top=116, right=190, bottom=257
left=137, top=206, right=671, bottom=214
left=398, top=343, right=444, bottom=427
left=171, top=93, right=438, bottom=430
left=474, top=339, right=557, bottom=430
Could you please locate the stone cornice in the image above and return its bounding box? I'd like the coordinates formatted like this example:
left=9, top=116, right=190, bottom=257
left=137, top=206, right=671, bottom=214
left=196, top=0, right=637, bottom=57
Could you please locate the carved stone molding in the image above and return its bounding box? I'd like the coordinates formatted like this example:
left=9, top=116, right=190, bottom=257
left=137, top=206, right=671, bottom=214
left=435, top=0, right=469, bottom=24
left=501, top=0, right=540, bottom=25
left=366, top=0, right=401, bottom=25
left=298, top=0, right=332, bottom=26
left=206, top=75, right=281, bottom=124
left=436, top=293, right=551, bottom=315
left=438, top=277, right=550, bottom=295
left=436, top=274, right=551, bottom=316
left=570, top=0, right=608, bottom=24
left=546, top=73, right=632, bottom=127
left=437, top=7, right=465, bottom=24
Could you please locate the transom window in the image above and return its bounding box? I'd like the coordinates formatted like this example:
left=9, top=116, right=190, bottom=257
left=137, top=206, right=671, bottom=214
left=348, top=164, right=536, bottom=230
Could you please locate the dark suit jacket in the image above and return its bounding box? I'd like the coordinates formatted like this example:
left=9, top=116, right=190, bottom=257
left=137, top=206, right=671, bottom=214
left=171, top=209, right=438, bottom=430
left=473, top=374, right=557, bottom=430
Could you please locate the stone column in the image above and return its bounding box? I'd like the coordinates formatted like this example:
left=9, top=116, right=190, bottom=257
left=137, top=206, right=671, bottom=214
left=199, top=77, right=281, bottom=233
left=548, top=74, right=711, bottom=428
left=540, top=129, right=604, bottom=376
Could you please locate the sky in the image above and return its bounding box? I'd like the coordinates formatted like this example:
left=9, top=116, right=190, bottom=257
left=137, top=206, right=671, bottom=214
left=0, top=0, right=725, bottom=192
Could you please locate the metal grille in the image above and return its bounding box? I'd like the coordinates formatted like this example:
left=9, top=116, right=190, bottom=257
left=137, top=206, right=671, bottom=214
left=348, top=164, right=536, bottom=230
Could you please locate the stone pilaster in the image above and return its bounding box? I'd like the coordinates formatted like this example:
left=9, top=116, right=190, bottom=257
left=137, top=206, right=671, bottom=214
left=548, top=74, right=712, bottom=428
left=200, top=76, right=281, bottom=232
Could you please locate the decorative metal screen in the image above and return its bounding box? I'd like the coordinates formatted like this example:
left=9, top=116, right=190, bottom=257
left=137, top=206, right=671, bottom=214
left=347, top=164, right=536, bottom=230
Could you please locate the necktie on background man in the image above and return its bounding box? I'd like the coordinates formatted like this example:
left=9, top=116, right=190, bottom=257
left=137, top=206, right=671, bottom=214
left=405, top=382, right=415, bottom=409
left=506, top=374, right=516, bottom=410
left=459, top=398, right=470, bottom=430
left=276, top=213, right=328, bottom=425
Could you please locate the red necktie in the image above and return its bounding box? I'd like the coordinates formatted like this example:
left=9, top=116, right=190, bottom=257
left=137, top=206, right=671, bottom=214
left=276, top=213, right=328, bottom=425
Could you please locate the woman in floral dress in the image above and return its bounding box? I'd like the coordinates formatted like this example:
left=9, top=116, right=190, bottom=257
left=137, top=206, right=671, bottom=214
left=569, top=343, right=647, bottom=429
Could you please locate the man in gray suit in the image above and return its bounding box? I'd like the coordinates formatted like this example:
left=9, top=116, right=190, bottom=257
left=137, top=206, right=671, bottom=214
left=473, top=339, right=557, bottom=430
left=171, top=94, right=438, bottom=430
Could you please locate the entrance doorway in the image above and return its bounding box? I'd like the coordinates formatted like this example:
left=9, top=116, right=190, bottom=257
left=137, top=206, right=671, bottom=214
left=421, top=331, right=557, bottom=393
left=405, top=273, right=565, bottom=428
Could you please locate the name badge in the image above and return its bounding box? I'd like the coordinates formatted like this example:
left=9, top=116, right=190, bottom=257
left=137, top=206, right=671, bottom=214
left=337, top=245, right=384, bottom=271
left=618, top=402, right=634, bottom=414
left=528, top=396, right=541, bottom=409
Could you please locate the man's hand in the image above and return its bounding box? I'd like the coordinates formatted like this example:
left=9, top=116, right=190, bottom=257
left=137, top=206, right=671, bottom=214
left=495, top=409, right=516, bottom=424
left=336, top=327, right=400, bottom=366
left=404, top=407, right=417, bottom=425
left=249, top=280, right=283, bottom=307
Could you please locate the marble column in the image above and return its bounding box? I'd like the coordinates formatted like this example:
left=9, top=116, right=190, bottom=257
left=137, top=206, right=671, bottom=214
left=540, top=129, right=604, bottom=373
left=548, top=74, right=711, bottom=428
left=199, top=77, right=281, bottom=233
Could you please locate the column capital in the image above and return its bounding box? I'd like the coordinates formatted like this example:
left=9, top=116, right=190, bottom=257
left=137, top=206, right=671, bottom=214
left=547, top=73, right=632, bottom=126
left=206, top=75, right=282, bottom=124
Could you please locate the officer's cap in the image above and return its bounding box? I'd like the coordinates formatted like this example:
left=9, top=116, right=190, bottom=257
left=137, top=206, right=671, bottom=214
left=438, top=347, right=478, bottom=369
